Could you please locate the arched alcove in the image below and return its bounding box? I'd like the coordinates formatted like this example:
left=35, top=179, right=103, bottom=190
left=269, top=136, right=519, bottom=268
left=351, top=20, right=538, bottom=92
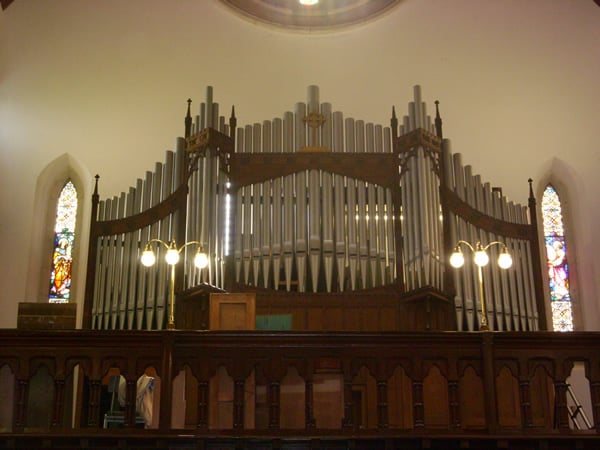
left=387, top=365, right=412, bottom=429
left=423, top=364, right=449, bottom=428
left=496, top=365, right=521, bottom=429
left=536, top=158, right=585, bottom=330
left=280, top=366, right=305, bottom=429
left=25, top=365, right=54, bottom=430
left=25, top=153, right=93, bottom=328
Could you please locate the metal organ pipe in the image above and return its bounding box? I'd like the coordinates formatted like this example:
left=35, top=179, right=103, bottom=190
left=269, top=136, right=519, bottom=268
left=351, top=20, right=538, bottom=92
left=252, top=123, right=262, bottom=287
left=332, top=111, right=346, bottom=291
left=321, top=103, right=334, bottom=293
left=345, top=117, right=358, bottom=291
left=283, top=111, right=295, bottom=291
left=307, top=86, right=321, bottom=293
left=272, top=118, right=283, bottom=290
left=261, top=120, right=273, bottom=289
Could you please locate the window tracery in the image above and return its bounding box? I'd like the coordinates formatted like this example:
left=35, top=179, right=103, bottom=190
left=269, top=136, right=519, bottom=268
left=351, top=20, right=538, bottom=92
left=541, top=185, right=573, bottom=331
left=49, top=180, right=77, bottom=303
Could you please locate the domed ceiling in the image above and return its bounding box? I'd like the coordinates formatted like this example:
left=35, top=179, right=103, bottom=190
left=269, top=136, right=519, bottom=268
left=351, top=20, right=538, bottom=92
left=218, top=0, right=403, bottom=32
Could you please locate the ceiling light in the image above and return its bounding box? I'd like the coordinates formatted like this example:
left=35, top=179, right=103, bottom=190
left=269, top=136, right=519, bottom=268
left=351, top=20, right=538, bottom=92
left=299, top=0, right=319, bottom=5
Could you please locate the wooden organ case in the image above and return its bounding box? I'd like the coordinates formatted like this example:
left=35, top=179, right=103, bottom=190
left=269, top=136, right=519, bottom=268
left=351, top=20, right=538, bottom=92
left=83, top=85, right=546, bottom=332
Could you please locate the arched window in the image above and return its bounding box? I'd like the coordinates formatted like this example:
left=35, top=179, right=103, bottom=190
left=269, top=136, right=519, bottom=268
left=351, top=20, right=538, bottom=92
left=49, top=180, right=78, bottom=303
left=541, top=185, right=573, bottom=331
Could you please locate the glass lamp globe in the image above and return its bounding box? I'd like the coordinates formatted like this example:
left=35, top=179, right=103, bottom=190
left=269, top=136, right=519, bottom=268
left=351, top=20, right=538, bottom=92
left=141, top=249, right=156, bottom=267
left=473, top=249, right=489, bottom=267
left=165, top=247, right=180, bottom=265
left=194, top=251, right=209, bottom=269
left=498, top=249, right=513, bottom=269
left=449, top=249, right=465, bottom=268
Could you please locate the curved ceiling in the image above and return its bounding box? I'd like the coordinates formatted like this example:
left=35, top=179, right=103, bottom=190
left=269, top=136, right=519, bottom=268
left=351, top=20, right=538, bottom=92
left=218, top=0, right=403, bottom=32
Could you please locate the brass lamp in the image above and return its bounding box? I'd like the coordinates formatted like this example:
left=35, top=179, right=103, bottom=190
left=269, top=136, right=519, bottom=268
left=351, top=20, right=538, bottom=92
left=141, top=239, right=208, bottom=329
left=450, top=240, right=512, bottom=331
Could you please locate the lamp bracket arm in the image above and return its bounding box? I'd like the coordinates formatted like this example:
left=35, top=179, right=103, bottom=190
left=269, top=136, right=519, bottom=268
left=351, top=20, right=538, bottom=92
left=145, top=238, right=171, bottom=250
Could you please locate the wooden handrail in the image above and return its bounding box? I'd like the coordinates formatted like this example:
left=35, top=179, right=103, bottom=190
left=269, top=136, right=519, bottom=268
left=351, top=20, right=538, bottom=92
left=1, top=330, right=599, bottom=439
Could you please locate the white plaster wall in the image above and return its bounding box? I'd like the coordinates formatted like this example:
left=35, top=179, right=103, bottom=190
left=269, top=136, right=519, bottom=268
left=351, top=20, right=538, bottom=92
left=0, top=0, right=599, bottom=329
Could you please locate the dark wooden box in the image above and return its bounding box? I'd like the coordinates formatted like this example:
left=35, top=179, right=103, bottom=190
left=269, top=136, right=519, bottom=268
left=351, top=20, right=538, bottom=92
left=17, top=302, right=77, bottom=330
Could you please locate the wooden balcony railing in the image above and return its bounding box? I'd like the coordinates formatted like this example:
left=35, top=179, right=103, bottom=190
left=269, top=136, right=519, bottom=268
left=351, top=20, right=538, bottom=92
left=1, top=330, right=600, bottom=449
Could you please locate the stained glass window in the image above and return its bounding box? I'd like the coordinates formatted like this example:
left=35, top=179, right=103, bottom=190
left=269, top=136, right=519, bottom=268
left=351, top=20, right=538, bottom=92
left=541, top=185, right=573, bottom=331
left=49, top=180, right=77, bottom=303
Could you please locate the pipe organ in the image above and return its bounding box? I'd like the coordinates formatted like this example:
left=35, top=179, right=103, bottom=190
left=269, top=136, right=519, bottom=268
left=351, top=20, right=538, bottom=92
left=84, top=85, right=546, bottom=332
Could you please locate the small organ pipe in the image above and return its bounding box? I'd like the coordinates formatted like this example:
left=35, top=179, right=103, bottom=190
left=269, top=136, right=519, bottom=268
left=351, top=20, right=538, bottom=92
left=261, top=120, right=273, bottom=289
left=272, top=118, right=283, bottom=290
left=321, top=103, right=334, bottom=292
left=252, top=123, right=262, bottom=287
left=282, top=111, right=294, bottom=291
left=345, top=117, right=358, bottom=290
left=242, top=125, right=253, bottom=284
left=333, top=111, right=346, bottom=291
left=355, top=120, right=368, bottom=288
left=111, top=192, right=126, bottom=329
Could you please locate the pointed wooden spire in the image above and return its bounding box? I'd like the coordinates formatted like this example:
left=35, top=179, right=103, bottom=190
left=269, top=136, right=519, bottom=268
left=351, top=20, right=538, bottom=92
left=229, top=105, right=237, bottom=138
left=184, top=98, right=192, bottom=138
left=391, top=106, right=398, bottom=141
left=434, top=100, right=443, bottom=139
left=93, top=174, right=99, bottom=197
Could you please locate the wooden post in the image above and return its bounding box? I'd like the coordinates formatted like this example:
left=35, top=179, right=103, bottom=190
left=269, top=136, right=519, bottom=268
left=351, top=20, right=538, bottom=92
left=122, top=378, right=135, bottom=428
left=268, top=381, right=281, bottom=429
left=13, top=378, right=28, bottom=431
left=159, top=333, right=174, bottom=431
left=51, top=378, right=65, bottom=429
left=448, top=379, right=461, bottom=428
left=554, top=379, right=570, bottom=430
left=82, top=175, right=100, bottom=329
left=412, top=380, right=424, bottom=428
left=377, top=379, right=389, bottom=429
left=305, top=378, right=316, bottom=429
left=590, top=381, right=600, bottom=432
left=196, top=380, right=209, bottom=430
left=528, top=179, right=548, bottom=330
left=518, top=358, right=533, bottom=429
left=86, top=379, right=101, bottom=428
left=481, top=333, right=499, bottom=432
left=342, top=371, right=354, bottom=429
left=233, top=379, right=245, bottom=429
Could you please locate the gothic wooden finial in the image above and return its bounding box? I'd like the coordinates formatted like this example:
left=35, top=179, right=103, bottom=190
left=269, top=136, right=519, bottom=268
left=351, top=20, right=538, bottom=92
left=230, top=105, right=237, bottom=126
left=434, top=100, right=443, bottom=139
left=391, top=106, right=398, bottom=140
left=93, top=174, right=100, bottom=196
left=184, top=98, right=192, bottom=139
left=528, top=178, right=534, bottom=200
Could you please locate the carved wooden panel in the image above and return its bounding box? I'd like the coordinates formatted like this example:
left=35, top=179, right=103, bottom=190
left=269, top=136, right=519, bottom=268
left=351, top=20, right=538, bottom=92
left=496, top=366, right=521, bottom=428
left=459, top=366, right=485, bottom=429
left=313, top=373, right=343, bottom=429
left=352, top=366, right=378, bottom=429
left=209, top=293, right=256, bottom=330
left=280, top=367, right=305, bottom=429
left=388, top=366, right=413, bottom=429
left=209, top=366, right=233, bottom=430
left=256, top=293, right=403, bottom=331
left=530, top=366, right=554, bottom=429
left=423, top=365, right=450, bottom=428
